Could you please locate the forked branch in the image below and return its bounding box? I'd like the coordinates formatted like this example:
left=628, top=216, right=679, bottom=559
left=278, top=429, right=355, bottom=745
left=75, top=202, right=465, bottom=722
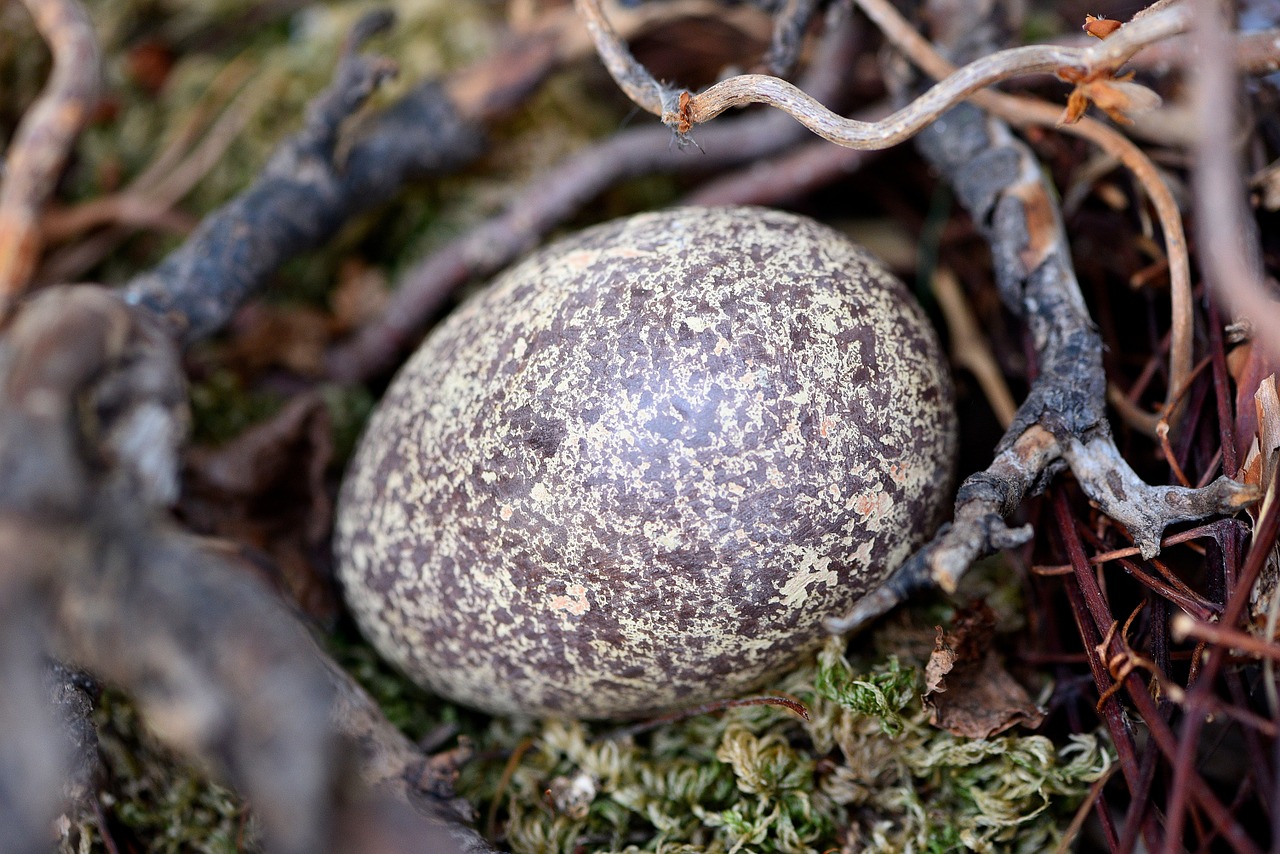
left=0, top=0, right=100, bottom=315
left=572, top=0, right=1255, bottom=630
left=575, top=0, right=1189, bottom=143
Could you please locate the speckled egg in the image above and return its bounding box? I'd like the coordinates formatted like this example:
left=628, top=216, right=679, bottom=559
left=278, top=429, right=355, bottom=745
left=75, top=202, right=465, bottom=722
left=335, top=206, right=956, bottom=719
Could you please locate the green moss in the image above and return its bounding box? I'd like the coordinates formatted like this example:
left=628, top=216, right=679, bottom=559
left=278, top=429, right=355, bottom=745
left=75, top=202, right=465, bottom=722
left=321, top=382, right=377, bottom=468
left=813, top=651, right=915, bottom=736
left=454, top=626, right=1113, bottom=854
left=64, top=690, right=251, bottom=854
left=186, top=364, right=284, bottom=445
left=327, top=627, right=479, bottom=743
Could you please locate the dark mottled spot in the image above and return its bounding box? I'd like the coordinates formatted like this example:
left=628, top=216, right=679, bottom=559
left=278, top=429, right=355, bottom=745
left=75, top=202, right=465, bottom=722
left=507, top=404, right=567, bottom=459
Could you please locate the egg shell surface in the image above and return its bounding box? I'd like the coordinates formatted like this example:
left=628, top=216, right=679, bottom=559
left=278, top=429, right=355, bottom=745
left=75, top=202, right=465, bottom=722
left=335, top=206, right=957, bottom=718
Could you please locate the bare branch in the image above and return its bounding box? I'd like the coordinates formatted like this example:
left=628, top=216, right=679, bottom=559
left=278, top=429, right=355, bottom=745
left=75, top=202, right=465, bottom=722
left=853, top=0, right=1193, bottom=433
left=577, top=0, right=1195, bottom=431
left=121, top=13, right=484, bottom=345
left=827, top=11, right=1253, bottom=633
left=761, top=0, right=820, bottom=77
left=1190, top=0, right=1280, bottom=360
left=327, top=14, right=863, bottom=380
left=577, top=0, right=1189, bottom=142
left=0, top=0, right=100, bottom=314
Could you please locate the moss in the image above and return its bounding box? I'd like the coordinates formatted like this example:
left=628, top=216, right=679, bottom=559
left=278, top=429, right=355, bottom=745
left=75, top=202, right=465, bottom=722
left=186, top=364, right=284, bottom=445
left=62, top=690, right=251, bottom=854
left=454, top=622, right=1113, bottom=854
left=327, top=626, right=482, bottom=743
left=321, top=382, right=377, bottom=468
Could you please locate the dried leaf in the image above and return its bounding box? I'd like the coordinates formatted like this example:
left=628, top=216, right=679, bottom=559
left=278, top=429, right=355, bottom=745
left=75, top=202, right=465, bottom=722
left=331, top=258, right=390, bottom=334
left=1056, top=69, right=1160, bottom=126
left=1229, top=340, right=1280, bottom=461
left=1242, top=374, right=1280, bottom=630
left=924, top=626, right=957, bottom=696
left=1083, top=15, right=1123, bottom=39
left=924, top=602, right=1045, bottom=738
left=226, top=302, right=332, bottom=377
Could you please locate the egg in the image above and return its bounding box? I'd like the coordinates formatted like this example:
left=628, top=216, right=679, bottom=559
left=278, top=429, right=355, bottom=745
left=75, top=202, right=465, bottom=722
left=335, top=206, right=956, bottom=718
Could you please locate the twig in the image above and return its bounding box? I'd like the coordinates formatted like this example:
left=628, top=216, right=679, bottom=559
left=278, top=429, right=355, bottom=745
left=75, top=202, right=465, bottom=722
left=1171, top=613, right=1280, bottom=661
left=1162, top=2, right=1280, bottom=842
left=122, top=12, right=486, bottom=344
left=327, top=13, right=863, bottom=381
left=0, top=0, right=100, bottom=315
left=1190, top=0, right=1280, bottom=359
left=1034, top=518, right=1244, bottom=571
left=851, top=0, right=1192, bottom=434
left=761, top=0, right=820, bottom=77
left=1166, top=491, right=1280, bottom=852
left=825, top=6, right=1253, bottom=634
left=574, top=0, right=672, bottom=117
left=1052, top=762, right=1120, bottom=854
left=1059, top=495, right=1262, bottom=854
left=36, top=78, right=267, bottom=284
left=40, top=55, right=263, bottom=244
left=932, top=266, right=1018, bottom=428
left=1123, top=26, right=1280, bottom=75
left=576, top=0, right=1189, bottom=141
left=580, top=0, right=1196, bottom=434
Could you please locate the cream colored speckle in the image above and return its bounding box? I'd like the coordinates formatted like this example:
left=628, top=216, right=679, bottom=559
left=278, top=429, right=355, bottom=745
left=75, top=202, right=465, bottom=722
left=780, top=556, right=838, bottom=608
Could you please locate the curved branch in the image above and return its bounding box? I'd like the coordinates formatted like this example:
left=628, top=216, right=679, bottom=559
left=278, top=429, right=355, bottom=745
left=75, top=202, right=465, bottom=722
left=0, top=0, right=100, bottom=314
left=573, top=0, right=1193, bottom=427
left=577, top=0, right=1190, bottom=144
left=851, top=0, right=1193, bottom=432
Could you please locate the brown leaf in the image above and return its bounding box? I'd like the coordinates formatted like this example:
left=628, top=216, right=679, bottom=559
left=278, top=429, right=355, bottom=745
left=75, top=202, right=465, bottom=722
left=1059, top=87, right=1090, bottom=126
left=1056, top=69, right=1159, bottom=127
left=924, top=602, right=1045, bottom=738
left=1242, top=374, right=1280, bottom=630
left=331, top=258, right=390, bottom=334
left=1083, top=15, right=1123, bottom=40
left=226, top=301, right=332, bottom=377
left=924, top=626, right=957, bottom=696
left=1229, top=339, right=1280, bottom=462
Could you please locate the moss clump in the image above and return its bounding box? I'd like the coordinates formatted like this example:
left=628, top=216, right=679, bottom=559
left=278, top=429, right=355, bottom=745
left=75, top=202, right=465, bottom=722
left=457, top=627, right=1112, bottom=854
left=186, top=364, right=285, bottom=445
left=61, top=690, right=250, bottom=854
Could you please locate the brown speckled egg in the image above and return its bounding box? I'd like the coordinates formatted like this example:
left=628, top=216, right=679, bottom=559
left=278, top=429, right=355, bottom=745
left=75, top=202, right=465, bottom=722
left=335, top=206, right=956, bottom=719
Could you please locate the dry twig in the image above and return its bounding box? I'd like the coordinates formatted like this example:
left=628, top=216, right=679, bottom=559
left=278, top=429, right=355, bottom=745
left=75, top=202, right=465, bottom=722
left=761, top=0, right=820, bottom=77
left=579, top=0, right=1197, bottom=433
left=576, top=0, right=1188, bottom=141
left=0, top=0, right=99, bottom=314
left=1162, top=0, right=1280, bottom=846
left=0, top=10, right=535, bottom=852
left=806, top=8, right=1254, bottom=632
left=122, top=12, right=487, bottom=344
left=852, top=0, right=1194, bottom=434
left=327, top=11, right=863, bottom=380
left=1189, top=0, right=1279, bottom=359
